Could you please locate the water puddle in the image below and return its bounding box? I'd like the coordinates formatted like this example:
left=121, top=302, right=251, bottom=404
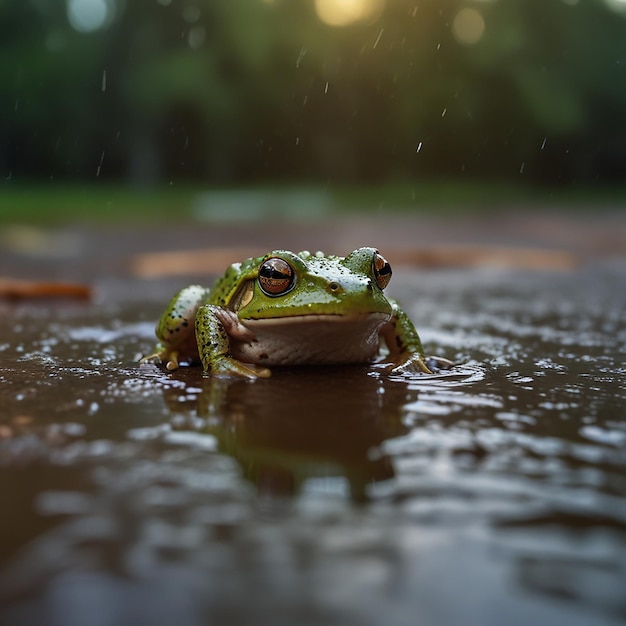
left=1, top=263, right=625, bottom=626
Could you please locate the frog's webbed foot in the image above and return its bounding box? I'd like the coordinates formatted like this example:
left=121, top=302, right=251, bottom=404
left=389, top=353, right=455, bottom=375
left=209, top=356, right=271, bottom=379
left=140, top=347, right=181, bottom=371
left=389, top=352, right=434, bottom=375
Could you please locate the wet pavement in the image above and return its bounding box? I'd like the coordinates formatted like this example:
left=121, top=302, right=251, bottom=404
left=0, top=209, right=625, bottom=626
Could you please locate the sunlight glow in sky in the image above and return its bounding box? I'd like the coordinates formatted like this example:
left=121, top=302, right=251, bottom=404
left=315, top=0, right=385, bottom=27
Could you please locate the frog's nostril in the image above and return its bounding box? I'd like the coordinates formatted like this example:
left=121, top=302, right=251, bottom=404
left=328, top=281, right=341, bottom=293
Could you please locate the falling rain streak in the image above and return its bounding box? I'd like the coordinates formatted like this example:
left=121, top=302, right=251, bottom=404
left=101, top=69, right=107, bottom=92
left=296, top=46, right=307, bottom=68
left=96, top=151, right=105, bottom=177
left=373, top=28, right=384, bottom=49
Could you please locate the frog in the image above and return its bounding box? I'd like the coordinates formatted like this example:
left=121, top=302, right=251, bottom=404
left=141, top=247, right=443, bottom=378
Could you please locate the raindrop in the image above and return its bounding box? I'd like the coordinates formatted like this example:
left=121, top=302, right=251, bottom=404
left=441, top=108, right=447, bottom=117
left=373, top=28, right=384, bottom=49
left=541, top=137, right=547, bottom=150
left=416, top=141, right=423, bottom=153
left=101, top=69, right=107, bottom=92
left=96, top=151, right=105, bottom=177
left=296, top=46, right=307, bottom=68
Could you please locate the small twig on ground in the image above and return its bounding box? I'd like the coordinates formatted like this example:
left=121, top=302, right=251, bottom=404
left=0, top=278, right=92, bottom=301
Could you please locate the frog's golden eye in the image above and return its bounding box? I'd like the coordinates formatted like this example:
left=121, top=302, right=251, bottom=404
left=258, top=257, right=295, bottom=296
left=373, top=252, right=392, bottom=290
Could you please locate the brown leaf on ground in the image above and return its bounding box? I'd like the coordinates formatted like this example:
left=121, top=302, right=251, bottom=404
left=389, top=246, right=578, bottom=270
left=0, top=278, right=92, bottom=301
left=131, top=245, right=578, bottom=278
left=131, top=247, right=265, bottom=278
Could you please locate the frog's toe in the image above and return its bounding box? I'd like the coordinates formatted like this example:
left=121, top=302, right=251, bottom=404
left=139, top=352, right=162, bottom=366
left=389, top=353, right=433, bottom=375
left=389, top=354, right=456, bottom=375
left=140, top=348, right=180, bottom=371
left=208, top=357, right=271, bottom=379
left=165, top=354, right=180, bottom=371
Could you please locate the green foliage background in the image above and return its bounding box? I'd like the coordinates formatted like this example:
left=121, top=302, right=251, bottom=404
left=2, top=0, right=626, bottom=186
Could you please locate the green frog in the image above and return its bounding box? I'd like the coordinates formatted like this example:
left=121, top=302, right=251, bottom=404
left=141, top=247, right=441, bottom=378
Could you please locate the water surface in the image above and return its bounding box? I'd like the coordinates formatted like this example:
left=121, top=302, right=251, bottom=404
left=0, top=260, right=624, bottom=626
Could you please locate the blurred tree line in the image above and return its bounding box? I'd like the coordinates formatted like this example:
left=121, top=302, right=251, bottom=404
left=2, top=0, right=626, bottom=186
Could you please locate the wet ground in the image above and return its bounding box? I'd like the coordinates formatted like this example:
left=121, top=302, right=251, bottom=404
left=0, top=210, right=625, bottom=626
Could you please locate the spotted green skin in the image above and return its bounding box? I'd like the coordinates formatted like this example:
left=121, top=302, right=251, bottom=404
left=142, top=247, right=430, bottom=378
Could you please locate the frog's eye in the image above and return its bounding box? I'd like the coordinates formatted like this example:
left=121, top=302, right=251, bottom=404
left=258, top=257, right=296, bottom=296
left=372, top=252, right=392, bottom=290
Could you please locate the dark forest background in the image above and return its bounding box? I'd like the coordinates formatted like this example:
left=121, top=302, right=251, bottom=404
left=3, top=0, right=626, bottom=188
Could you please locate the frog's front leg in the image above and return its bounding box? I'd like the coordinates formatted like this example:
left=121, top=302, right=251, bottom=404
left=380, top=300, right=433, bottom=374
left=195, top=305, right=271, bottom=379
left=141, top=285, right=209, bottom=371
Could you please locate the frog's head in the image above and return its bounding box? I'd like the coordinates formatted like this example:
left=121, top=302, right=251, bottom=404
left=232, top=247, right=395, bottom=321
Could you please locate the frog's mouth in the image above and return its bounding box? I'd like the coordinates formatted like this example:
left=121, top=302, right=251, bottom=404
left=244, top=311, right=390, bottom=325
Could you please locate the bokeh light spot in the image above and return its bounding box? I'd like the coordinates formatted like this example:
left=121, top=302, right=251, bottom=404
left=67, top=0, right=113, bottom=32
left=315, top=0, right=385, bottom=27
left=605, top=0, right=626, bottom=13
left=188, top=26, right=206, bottom=50
left=452, top=8, right=486, bottom=45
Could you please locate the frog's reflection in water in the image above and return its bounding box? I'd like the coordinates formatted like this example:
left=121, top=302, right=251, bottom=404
left=161, top=367, right=417, bottom=505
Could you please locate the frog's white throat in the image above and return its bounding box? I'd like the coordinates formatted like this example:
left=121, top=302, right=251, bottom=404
left=233, top=311, right=391, bottom=366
